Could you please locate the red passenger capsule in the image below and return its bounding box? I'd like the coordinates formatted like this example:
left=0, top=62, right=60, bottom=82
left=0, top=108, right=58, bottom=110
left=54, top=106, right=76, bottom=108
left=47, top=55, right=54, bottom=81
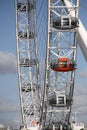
left=50, top=57, right=76, bottom=72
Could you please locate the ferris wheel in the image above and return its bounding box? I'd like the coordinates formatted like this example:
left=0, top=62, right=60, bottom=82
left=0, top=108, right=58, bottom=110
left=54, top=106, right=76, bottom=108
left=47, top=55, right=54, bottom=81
left=15, top=0, right=41, bottom=129
left=41, top=0, right=79, bottom=129
left=41, top=0, right=87, bottom=129
left=15, top=0, right=87, bottom=130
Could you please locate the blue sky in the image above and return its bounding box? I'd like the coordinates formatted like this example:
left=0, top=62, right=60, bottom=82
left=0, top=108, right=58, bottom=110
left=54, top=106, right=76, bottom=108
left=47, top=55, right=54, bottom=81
left=0, top=0, right=87, bottom=128
left=0, top=0, right=21, bottom=128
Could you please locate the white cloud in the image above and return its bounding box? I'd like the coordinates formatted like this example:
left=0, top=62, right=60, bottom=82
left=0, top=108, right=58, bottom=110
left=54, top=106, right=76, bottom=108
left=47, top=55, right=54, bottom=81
left=0, top=52, right=17, bottom=74
left=0, top=97, right=20, bottom=113
left=0, top=95, right=21, bottom=128
left=0, top=103, right=19, bottom=113
left=78, top=68, right=87, bottom=77
left=73, top=95, right=87, bottom=114
left=72, top=84, right=87, bottom=118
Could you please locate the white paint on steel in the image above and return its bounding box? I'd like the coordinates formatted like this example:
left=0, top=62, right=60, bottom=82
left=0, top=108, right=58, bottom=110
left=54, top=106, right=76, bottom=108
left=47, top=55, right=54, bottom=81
left=63, top=0, right=87, bottom=61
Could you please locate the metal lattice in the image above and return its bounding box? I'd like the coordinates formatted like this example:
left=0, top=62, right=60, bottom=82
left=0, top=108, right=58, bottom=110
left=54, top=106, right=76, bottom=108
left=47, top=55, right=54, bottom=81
left=41, top=0, right=79, bottom=129
left=15, top=0, right=41, bottom=128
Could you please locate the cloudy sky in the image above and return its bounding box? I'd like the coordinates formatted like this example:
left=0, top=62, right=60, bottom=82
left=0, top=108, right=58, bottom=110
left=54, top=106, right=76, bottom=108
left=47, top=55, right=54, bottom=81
left=0, top=0, right=87, bottom=129
left=0, top=0, right=22, bottom=128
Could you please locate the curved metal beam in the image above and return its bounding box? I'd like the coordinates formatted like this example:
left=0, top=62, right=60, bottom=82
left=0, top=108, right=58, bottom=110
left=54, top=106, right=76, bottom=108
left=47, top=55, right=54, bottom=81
left=63, top=0, right=87, bottom=62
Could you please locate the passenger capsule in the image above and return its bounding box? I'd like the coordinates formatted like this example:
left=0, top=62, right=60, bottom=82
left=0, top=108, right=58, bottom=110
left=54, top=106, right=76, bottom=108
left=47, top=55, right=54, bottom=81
left=18, top=31, right=34, bottom=39
left=20, top=58, right=37, bottom=67
left=48, top=91, right=72, bottom=107
left=17, top=2, right=33, bottom=11
left=44, top=122, right=68, bottom=130
left=53, top=17, right=79, bottom=30
left=50, top=57, right=76, bottom=72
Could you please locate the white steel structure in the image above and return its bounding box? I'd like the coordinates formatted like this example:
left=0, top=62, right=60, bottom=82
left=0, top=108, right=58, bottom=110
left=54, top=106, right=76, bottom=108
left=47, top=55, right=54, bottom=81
left=41, top=0, right=79, bottom=129
left=15, top=0, right=41, bottom=129
left=15, top=0, right=87, bottom=129
left=63, top=0, right=87, bottom=62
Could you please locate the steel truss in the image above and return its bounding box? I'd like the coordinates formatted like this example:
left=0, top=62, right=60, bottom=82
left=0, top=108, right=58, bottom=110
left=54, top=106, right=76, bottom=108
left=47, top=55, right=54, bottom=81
left=15, top=0, right=41, bottom=128
left=41, top=0, right=79, bottom=129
